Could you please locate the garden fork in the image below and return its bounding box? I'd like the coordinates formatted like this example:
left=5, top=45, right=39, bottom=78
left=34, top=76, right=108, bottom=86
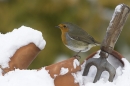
left=83, top=4, right=130, bottom=83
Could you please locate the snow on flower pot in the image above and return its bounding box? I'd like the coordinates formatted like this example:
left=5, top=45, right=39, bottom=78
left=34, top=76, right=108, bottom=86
left=0, top=26, right=46, bottom=74
left=45, top=57, right=81, bottom=86
left=3, top=43, right=40, bottom=74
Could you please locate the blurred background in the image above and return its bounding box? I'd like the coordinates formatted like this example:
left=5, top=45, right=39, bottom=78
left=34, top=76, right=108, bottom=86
left=0, top=0, right=130, bottom=69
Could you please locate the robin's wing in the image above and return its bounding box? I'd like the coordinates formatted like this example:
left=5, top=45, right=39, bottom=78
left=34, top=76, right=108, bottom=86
left=68, top=30, right=99, bottom=45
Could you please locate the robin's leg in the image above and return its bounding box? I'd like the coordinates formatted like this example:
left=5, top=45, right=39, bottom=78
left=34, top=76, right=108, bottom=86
left=73, top=50, right=81, bottom=59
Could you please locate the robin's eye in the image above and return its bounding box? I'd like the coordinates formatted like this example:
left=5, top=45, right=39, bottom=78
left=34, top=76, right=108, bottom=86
left=63, top=25, right=67, bottom=28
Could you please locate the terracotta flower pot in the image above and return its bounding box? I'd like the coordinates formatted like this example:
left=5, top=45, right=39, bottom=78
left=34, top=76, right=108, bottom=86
left=45, top=57, right=81, bottom=86
left=2, top=43, right=40, bottom=74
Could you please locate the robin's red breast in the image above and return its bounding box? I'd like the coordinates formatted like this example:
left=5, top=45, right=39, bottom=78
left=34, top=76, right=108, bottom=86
left=56, top=22, right=100, bottom=55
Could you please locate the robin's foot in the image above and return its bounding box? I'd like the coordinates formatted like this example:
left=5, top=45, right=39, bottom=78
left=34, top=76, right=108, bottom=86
left=73, top=50, right=82, bottom=60
left=73, top=55, right=81, bottom=60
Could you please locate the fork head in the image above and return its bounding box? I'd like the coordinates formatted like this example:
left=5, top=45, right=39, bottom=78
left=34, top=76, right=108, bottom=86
left=82, top=51, right=116, bottom=83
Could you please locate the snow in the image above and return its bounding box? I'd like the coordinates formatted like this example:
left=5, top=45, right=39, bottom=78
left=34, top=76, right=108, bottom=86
left=115, top=4, right=122, bottom=12
left=0, top=26, right=46, bottom=68
left=0, top=68, right=54, bottom=86
left=60, top=67, right=69, bottom=75
left=73, top=59, right=80, bottom=69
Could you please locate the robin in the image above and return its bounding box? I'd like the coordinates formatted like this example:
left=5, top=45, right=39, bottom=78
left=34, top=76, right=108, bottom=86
left=56, top=22, right=100, bottom=56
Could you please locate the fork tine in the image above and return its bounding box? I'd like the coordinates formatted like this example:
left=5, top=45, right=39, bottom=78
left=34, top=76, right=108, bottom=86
left=106, top=62, right=116, bottom=82
left=93, top=68, right=103, bottom=83
left=82, top=64, right=91, bottom=76
left=83, top=59, right=94, bottom=76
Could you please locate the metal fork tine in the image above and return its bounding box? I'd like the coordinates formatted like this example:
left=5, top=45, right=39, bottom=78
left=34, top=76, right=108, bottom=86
left=106, top=62, right=116, bottom=82
left=93, top=68, right=103, bottom=83
left=82, top=63, right=92, bottom=76
left=83, top=58, right=99, bottom=76
left=83, top=59, right=95, bottom=76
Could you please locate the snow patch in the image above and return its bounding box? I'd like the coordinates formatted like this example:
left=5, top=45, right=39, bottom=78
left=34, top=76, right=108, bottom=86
left=0, top=68, right=54, bottom=86
left=60, top=67, right=69, bottom=75
left=115, top=4, right=123, bottom=12
left=73, top=59, right=80, bottom=69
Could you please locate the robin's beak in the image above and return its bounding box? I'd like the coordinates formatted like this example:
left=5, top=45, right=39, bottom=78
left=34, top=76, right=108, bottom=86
left=55, top=25, right=60, bottom=28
